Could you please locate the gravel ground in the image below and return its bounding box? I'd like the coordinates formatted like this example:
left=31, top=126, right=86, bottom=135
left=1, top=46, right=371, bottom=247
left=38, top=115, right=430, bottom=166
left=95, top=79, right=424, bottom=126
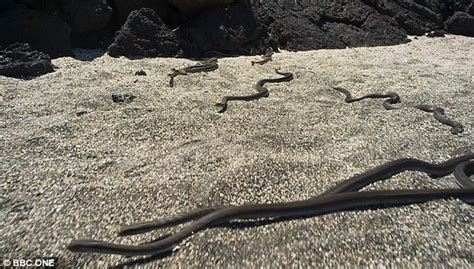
left=1, top=35, right=473, bottom=268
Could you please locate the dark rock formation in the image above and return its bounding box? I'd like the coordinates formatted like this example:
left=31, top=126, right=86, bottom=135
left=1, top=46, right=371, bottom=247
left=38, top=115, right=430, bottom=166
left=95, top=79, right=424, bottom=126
left=135, top=70, right=147, bottom=76
left=107, top=8, right=182, bottom=58
left=0, top=8, right=72, bottom=58
left=167, top=0, right=234, bottom=17
left=60, top=0, right=113, bottom=33
left=425, top=29, right=447, bottom=37
left=445, top=12, right=474, bottom=36
left=59, top=0, right=114, bottom=48
left=176, top=0, right=259, bottom=55
left=110, top=0, right=178, bottom=27
left=0, top=43, right=55, bottom=78
left=244, top=1, right=408, bottom=53
left=253, top=4, right=346, bottom=51
left=1, top=0, right=474, bottom=59
left=359, top=0, right=444, bottom=35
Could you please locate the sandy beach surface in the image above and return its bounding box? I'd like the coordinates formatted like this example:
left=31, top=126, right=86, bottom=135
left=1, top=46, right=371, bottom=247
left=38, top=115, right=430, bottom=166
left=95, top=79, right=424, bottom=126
left=1, top=35, right=473, bottom=268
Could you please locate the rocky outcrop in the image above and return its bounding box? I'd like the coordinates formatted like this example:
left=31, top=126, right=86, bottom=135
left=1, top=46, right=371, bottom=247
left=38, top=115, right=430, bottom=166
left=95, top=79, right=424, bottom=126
left=59, top=0, right=113, bottom=48
left=244, top=1, right=408, bottom=53
left=167, top=0, right=235, bottom=16
left=359, top=0, right=444, bottom=35
left=107, top=8, right=182, bottom=58
left=109, top=0, right=177, bottom=26
left=1, top=0, right=473, bottom=59
left=176, top=0, right=258, bottom=55
left=0, top=43, right=55, bottom=78
left=445, top=11, right=474, bottom=36
left=0, top=8, right=72, bottom=58
left=60, top=0, right=113, bottom=34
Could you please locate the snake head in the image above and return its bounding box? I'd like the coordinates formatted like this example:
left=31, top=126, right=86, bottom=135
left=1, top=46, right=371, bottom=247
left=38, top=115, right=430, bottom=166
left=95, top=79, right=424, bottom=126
left=214, top=103, right=227, bottom=113
left=199, top=57, right=218, bottom=65
left=451, top=126, right=464, bottom=135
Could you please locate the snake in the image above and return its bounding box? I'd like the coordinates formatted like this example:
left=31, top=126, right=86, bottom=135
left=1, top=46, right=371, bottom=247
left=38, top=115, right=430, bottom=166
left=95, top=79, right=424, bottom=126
left=412, top=104, right=464, bottom=134
left=332, top=87, right=401, bottom=110
left=117, top=153, right=474, bottom=235
left=251, top=49, right=274, bottom=66
left=332, top=87, right=464, bottom=134
left=168, top=58, right=219, bottom=87
left=67, top=153, right=474, bottom=256
left=215, top=69, right=294, bottom=113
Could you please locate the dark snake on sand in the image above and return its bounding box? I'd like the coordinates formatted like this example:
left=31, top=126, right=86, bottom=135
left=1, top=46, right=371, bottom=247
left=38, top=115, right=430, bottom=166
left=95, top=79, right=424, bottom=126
left=332, top=87, right=464, bottom=134
left=215, top=69, right=294, bottom=113
left=68, top=153, right=474, bottom=256
left=412, top=104, right=464, bottom=134
left=251, top=49, right=274, bottom=66
left=332, top=87, right=401, bottom=110
left=168, top=58, right=219, bottom=87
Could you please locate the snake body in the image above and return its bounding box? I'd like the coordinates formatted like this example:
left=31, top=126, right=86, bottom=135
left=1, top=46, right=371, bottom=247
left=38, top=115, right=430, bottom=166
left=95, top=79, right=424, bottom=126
left=412, top=104, right=464, bottom=134
left=332, top=87, right=464, bottom=134
left=215, top=69, right=294, bottom=113
left=332, top=87, right=401, bottom=110
left=68, top=153, right=474, bottom=256
left=168, top=58, right=219, bottom=87
left=454, top=160, right=474, bottom=189
left=251, top=49, right=274, bottom=66
left=117, top=153, right=474, bottom=236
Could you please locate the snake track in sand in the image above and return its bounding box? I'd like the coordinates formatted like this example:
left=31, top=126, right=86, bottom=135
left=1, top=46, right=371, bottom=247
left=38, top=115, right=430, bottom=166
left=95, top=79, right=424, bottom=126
left=67, top=153, right=474, bottom=256
left=332, top=87, right=464, bottom=134
left=215, top=69, right=294, bottom=113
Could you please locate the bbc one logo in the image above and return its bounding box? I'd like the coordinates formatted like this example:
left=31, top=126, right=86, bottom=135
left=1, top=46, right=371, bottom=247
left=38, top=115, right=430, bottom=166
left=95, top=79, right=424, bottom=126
left=1, top=258, right=57, bottom=268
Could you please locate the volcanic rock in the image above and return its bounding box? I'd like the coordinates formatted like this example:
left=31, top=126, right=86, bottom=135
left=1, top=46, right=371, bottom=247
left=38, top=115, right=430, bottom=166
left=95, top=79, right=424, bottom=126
left=176, top=0, right=258, bottom=55
left=445, top=12, right=474, bottom=36
left=167, top=0, right=235, bottom=16
left=0, top=8, right=72, bottom=58
left=110, top=0, right=177, bottom=26
left=107, top=8, right=182, bottom=58
left=0, top=43, right=55, bottom=78
left=60, top=0, right=113, bottom=34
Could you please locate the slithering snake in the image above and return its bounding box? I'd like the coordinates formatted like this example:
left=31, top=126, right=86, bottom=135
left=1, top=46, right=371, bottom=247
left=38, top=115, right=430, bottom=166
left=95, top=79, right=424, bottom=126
left=412, top=104, right=464, bottom=134
left=117, top=153, right=474, bottom=235
left=251, top=49, right=274, bottom=66
left=168, top=58, right=219, bottom=87
left=215, top=69, right=294, bottom=113
left=67, top=153, right=474, bottom=256
left=332, top=87, right=464, bottom=134
left=332, top=87, right=401, bottom=110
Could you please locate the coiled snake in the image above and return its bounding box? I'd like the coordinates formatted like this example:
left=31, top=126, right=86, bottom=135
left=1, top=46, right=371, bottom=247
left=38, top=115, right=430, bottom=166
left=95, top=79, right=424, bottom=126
left=68, top=153, right=474, bottom=256
left=168, top=58, right=219, bottom=87
left=332, top=87, right=464, bottom=134
left=215, top=69, right=294, bottom=113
